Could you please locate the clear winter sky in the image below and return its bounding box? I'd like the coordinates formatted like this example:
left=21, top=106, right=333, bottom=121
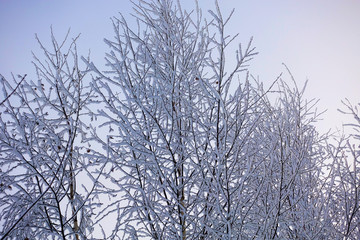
left=1, top=0, right=360, bottom=135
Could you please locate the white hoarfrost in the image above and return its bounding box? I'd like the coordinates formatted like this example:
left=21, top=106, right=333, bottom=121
left=1, top=1, right=359, bottom=239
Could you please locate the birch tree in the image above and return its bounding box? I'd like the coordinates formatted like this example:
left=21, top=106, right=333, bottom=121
left=87, top=0, right=330, bottom=239
left=1, top=0, right=358, bottom=239
left=326, top=100, right=360, bottom=239
left=0, top=30, right=99, bottom=240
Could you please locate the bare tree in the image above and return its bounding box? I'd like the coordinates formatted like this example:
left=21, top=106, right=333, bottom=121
left=86, top=1, right=330, bottom=239
left=0, top=30, right=99, bottom=240
left=326, top=100, right=360, bottom=240
left=1, top=1, right=358, bottom=239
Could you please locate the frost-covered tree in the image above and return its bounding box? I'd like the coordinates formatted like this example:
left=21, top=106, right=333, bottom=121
left=0, top=30, right=100, bottom=239
left=86, top=1, right=332, bottom=239
left=249, top=77, right=332, bottom=239
left=326, top=100, right=360, bottom=240
left=1, top=0, right=359, bottom=239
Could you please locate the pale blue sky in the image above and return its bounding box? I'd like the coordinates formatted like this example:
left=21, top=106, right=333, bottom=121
left=1, top=0, right=360, bottom=134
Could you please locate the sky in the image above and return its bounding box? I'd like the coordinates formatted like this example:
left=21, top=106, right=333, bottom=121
left=1, top=0, right=360, bottom=135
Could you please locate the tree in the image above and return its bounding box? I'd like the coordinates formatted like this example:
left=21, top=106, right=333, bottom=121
left=86, top=1, right=332, bottom=239
left=0, top=30, right=100, bottom=239
left=1, top=0, right=358, bottom=239
left=326, top=100, right=360, bottom=240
